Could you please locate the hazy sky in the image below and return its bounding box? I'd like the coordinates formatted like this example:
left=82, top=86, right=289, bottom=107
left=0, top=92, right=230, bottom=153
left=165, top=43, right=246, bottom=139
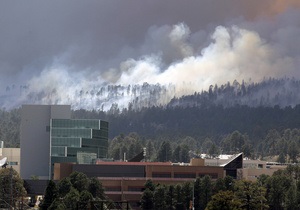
left=0, top=0, right=300, bottom=107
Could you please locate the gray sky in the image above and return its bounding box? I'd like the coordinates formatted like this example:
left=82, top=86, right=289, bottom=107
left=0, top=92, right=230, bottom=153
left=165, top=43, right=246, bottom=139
left=0, top=0, right=300, bottom=108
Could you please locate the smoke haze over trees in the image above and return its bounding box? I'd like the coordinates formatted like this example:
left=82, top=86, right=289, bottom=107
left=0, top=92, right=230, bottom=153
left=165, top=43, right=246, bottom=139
left=3, top=78, right=300, bottom=162
left=3, top=78, right=300, bottom=111
left=0, top=1, right=300, bottom=110
left=1, top=1, right=300, bottom=162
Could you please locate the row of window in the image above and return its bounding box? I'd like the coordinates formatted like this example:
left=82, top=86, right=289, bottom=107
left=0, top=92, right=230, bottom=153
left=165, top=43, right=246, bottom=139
left=51, top=128, right=92, bottom=138
left=51, top=146, right=107, bottom=158
left=92, top=129, right=108, bottom=138
left=152, top=172, right=218, bottom=179
left=105, top=186, right=144, bottom=192
left=52, top=137, right=81, bottom=147
left=51, top=128, right=108, bottom=139
left=51, top=137, right=108, bottom=148
left=51, top=119, right=101, bottom=129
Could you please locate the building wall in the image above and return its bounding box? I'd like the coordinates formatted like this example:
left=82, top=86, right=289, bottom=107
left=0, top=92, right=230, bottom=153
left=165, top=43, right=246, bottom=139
left=146, top=165, right=224, bottom=179
left=20, top=105, right=71, bottom=179
left=72, top=164, right=145, bottom=178
left=53, top=161, right=226, bottom=209
left=241, top=168, right=283, bottom=181
left=53, top=162, right=73, bottom=180
left=241, top=165, right=288, bottom=181
left=0, top=148, right=20, bottom=173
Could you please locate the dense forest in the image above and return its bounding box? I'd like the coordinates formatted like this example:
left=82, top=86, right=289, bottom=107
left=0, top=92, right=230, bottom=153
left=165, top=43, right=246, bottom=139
left=168, top=77, right=300, bottom=109
left=71, top=104, right=300, bottom=162
left=1, top=105, right=300, bottom=162
left=2, top=77, right=300, bottom=111
left=2, top=78, right=300, bottom=161
left=0, top=108, right=20, bottom=147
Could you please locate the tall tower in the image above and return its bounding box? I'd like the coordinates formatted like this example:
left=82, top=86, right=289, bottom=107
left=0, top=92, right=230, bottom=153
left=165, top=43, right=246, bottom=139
left=20, top=105, right=71, bottom=179
left=20, top=104, right=109, bottom=180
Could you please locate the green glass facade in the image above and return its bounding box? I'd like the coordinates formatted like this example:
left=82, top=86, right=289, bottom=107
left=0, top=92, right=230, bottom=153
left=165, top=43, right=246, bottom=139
left=50, top=119, right=108, bottom=177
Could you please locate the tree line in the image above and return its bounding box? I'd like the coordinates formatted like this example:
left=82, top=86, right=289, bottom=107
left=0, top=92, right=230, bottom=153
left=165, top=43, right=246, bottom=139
left=5, top=77, right=300, bottom=111
left=2, top=105, right=300, bottom=162
left=141, top=164, right=300, bottom=210
left=38, top=171, right=107, bottom=210
left=72, top=103, right=300, bottom=147
left=2, top=157, right=300, bottom=209
left=109, top=129, right=300, bottom=163
left=33, top=165, right=300, bottom=209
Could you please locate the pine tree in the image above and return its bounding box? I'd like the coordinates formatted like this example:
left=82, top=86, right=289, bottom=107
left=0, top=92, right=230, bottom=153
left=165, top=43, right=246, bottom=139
left=39, top=180, right=58, bottom=210
left=140, top=188, right=154, bottom=210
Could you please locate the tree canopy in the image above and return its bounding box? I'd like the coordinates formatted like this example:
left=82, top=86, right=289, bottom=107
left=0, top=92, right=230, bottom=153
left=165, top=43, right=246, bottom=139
left=0, top=167, right=26, bottom=209
left=40, top=171, right=106, bottom=209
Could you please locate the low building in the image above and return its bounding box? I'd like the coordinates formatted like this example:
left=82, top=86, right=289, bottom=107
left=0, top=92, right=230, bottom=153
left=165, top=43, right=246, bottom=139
left=24, top=153, right=289, bottom=209
left=241, top=160, right=289, bottom=181
left=0, top=141, right=20, bottom=173
left=205, top=155, right=289, bottom=180
left=53, top=154, right=243, bottom=209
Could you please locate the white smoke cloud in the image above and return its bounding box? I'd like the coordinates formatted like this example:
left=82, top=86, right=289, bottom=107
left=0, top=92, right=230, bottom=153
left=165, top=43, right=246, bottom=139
left=9, top=20, right=295, bottom=111
left=117, top=24, right=295, bottom=96
left=1, top=4, right=299, bottom=110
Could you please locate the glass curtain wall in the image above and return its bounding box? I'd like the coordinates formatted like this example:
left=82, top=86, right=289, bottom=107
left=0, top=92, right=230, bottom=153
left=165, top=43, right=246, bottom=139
left=50, top=119, right=108, bottom=178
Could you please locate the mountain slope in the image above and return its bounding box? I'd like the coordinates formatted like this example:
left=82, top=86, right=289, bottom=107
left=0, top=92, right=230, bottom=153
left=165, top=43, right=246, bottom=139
left=2, top=78, right=300, bottom=111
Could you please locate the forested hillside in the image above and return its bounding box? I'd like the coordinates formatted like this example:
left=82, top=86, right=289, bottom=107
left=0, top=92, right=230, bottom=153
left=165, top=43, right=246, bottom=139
left=0, top=108, right=20, bottom=147
left=1, top=105, right=300, bottom=162
left=2, top=78, right=300, bottom=111
left=169, top=78, right=300, bottom=108
left=72, top=104, right=300, bottom=162
left=2, top=78, right=300, bottom=162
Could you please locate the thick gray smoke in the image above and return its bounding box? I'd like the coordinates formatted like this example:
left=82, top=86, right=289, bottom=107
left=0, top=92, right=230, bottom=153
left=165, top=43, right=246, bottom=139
left=0, top=1, right=299, bottom=110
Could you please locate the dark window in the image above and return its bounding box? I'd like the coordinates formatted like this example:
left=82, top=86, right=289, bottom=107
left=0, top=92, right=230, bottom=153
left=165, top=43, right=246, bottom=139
left=198, top=173, right=218, bottom=179
left=105, top=187, right=121, bottom=192
left=152, top=172, right=171, bottom=178
left=174, top=173, right=195, bottom=178
left=128, top=186, right=143, bottom=192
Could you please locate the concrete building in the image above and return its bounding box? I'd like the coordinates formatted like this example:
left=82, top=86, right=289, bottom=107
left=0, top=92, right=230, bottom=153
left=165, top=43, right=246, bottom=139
left=20, top=105, right=108, bottom=180
left=21, top=105, right=71, bottom=179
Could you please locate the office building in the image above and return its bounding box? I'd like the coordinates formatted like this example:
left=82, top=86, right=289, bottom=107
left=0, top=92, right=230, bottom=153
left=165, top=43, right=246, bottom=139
left=50, top=118, right=108, bottom=178
left=52, top=155, right=243, bottom=208
left=20, top=105, right=108, bottom=180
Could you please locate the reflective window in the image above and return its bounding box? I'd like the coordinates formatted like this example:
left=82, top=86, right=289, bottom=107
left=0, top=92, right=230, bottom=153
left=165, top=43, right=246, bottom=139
left=51, top=146, right=66, bottom=157
left=52, top=137, right=81, bottom=147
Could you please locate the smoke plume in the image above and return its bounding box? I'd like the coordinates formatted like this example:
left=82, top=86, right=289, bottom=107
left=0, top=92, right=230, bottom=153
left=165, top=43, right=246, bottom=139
left=0, top=1, right=299, bottom=110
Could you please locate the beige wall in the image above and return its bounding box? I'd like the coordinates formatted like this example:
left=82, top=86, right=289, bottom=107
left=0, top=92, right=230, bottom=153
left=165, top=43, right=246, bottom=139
left=240, top=166, right=287, bottom=181
left=0, top=148, right=20, bottom=174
